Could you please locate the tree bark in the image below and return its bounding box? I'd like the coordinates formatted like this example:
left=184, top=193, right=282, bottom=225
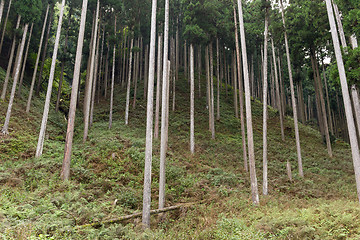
left=280, top=0, right=303, bottom=177
left=1, top=24, right=28, bottom=135
left=209, top=44, right=215, bottom=139
left=142, top=0, right=157, bottom=228
left=0, top=0, right=11, bottom=54
left=125, top=39, right=134, bottom=125
left=36, top=7, right=54, bottom=96
left=234, top=5, right=248, bottom=172
left=262, top=6, right=269, bottom=196
left=154, top=34, right=162, bottom=139
left=237, top=0, right=260, bottom=204
left=109, top=17, right=116, bottom=129
left=26, top=5, right=50, bottom=112
left=271, top=38, right=285, bottom=141
left=216, top=38, right=220, bottom=121
left=0, top=0, right=4, bottom=27
left=190, top=44, right=195, bottom=154
left=158, top=0, right=170, bottom=215
left=61, top=0, right=88, bottom=181
left=83, top=0, right=99, bottom=143
left=325, top=0, right=360, bottom=203
left=1, top=15, right=20, bottom=100
left=35, top=0, right=66, bottom=157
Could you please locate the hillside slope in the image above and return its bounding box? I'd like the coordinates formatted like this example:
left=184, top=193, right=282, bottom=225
left=0, top=68, right=359, bottom=240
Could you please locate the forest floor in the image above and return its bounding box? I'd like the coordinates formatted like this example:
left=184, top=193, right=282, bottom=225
left=1, top=66, right=360, bottom=240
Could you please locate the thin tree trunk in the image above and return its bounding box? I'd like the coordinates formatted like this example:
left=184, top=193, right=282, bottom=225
left=132, top=39, right=140, bottom=109
left=143, top=44, right=149, bottom=100
left=0, top=0, right=11, bottom=54
left=17, top=23, right=33, bottom=98
left=26, top=5, right=49, bottom=112
left=184, top=40, right=187, bottom=78
left=262, top=6, right=269, bottom=196
left=232, top=52, right=238, bottom=118
left=271, top=38, right=285, bottom=141
left=35, top=0, right=65, bottom=157
left=234, top=5, right=248, bottom=172
left=104, top=41, right=109, bottom=98
left=206, top=46, right=211, bottom=131
left=198, top=45, right=201, bottom=98
left=326, top=0, right=360, bottom=203
left=237, top=0, right=260, bottom=204
left=209, top=44, right=215, bottom=139
left=154, top=34, right=162, bottom=139
left=1, top=15, right=20, bottom=100
left=109, top=44, right=116, bottom=128
left=190, top=44, right=195, bottom=153
left=1, top=24, right=28, bottom=135
left=158, top=0, right=170, bottom=214
left=125, top=39, right=134, bottom=125
left=332, top=0, right=347, bottom=49
left=216, top=38, right=220, bottom=121
left=83, top=0, right=99, bottom=143
left=36, top=7, right=54, bottom=95
left=280, top=0, right=303, bottom=177
left=0, top=0, right=4, bottom=26
left=90, top=20, right=101, bottom=127
left=56, top=10, right=72, bottom=111
left=61, top=0, right=88, bottom=181
left=322, top=62, right=334, bottom=134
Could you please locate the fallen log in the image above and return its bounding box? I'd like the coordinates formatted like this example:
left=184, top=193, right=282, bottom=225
left=76, top=202, right=196, bottom=229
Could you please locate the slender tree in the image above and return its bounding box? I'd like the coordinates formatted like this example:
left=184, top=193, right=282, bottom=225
left=1, top=23, right=28, bottom=135
left=237, top=0, right=259, bottom=204
left=35, top=0, right=66, bottom=157
left=159, top=0, right=170, bottom=212
left=26, top=4, right=50, bottom=112
left=61, top=0, right=88, bottom=181
left=190, top=44, right=195, bottom=154
left=125, top=39, right=134, bottom=125
left=142, top=0, right=157, bottom=228
left=280, top=0, right=303, bottom=177
left=262, top=4, right=269, bottom=196
left=0, top=0, right=11, bottom=54
left=83, top=0, right=100, bottom=142
left=325, top=0, right=360, bottom=203
left=154, top=34, right=162, bottom=139
left=109, top=17, right=116, bottom=129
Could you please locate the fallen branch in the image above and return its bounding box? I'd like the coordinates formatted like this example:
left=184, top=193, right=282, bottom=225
left=76, top=202, right=197, bottom=229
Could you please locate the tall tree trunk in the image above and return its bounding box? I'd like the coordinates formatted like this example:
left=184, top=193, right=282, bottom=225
left=125, top=39, right=134, bottom=125
left=83, top=0, right=99, bottom=143
left=0, top=0, right=4, bottom=26
left=121, top=33, right=127, bottom=89
left=206, top=46, right=211, bottom=130
left=26, top=5, right=50, bottom=112
left=262, top=6, right=269, bottom=196
left=132, top=39, right=140, bottom=109
left=36, top=7, right=54, bottom=95
left=1, top=24, right=28, bottom=135
left=321, top=62, right=334, bottom=134
left=232, top=51, right=238, bottom=119
left=184, top=40, right=187, bottom=78
left=190, top=44, right=195, bottom=153
left=325, top=0, right=360, bottom=203
left=109, top=16, right=116, bottom=129
left=0, top=0, right=11, bottom=54
left=35, top=0, right=66, bottom=157
left=61, top=0, right=88, bottom=181
left=234, top=5, right=248, bottom=172
left=104, top=41, right=109, bottom=98
left=1, top=15, right=20, bottom=100
left=158, top=0, right=170, bottom=220
left=313, top=53, right=333, bottom=157
left=143, top=44, right=149, bottom=100
left=17, top=23, right=34, bottom=98
left=209, top=43, right=215, bottom=139
left=271, top=38, right=285, bottom=141
left=332, top=0, right=347, bottom=48
left=142, top=0, right=157, bottom=228
left=90, top=19, right=101, bottom=127
left=216, top=38, right=220, bottom=121
left=56, top=10, right=72, bottom=111
left=154, top=34, right=162, bottom=139
left=280, top=0, right=303, bottom=177
left=237, top=0, right=260, bottom=204
left=198, top=45, right=201, bottom=98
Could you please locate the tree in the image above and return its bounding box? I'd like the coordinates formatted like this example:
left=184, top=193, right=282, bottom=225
left=280, top=0, right=303, bottom=177
left=61, top=0, right=89, bottom=181
left=2, top=24, right=29, bottom=134
left=83, top=0, right=100, bottom=142
left=142, top=0, right=157, bottom=228
left=237, top=0, right=259, bottom=204
left=0, top=0, right=11, bottom=54
left=325, top=0, right=360, bottom=203
left=26, top=4, right=51, bottom=112
left=35, top=0, right=66, bottom=157
left=262, top=2, right=269, bottom=196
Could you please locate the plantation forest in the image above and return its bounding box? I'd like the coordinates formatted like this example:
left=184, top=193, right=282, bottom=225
left=1, top=0, right=360, bottom=239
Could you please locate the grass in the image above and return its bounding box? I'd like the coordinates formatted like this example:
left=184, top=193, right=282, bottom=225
left=0, top=66, right=359, bottom=239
